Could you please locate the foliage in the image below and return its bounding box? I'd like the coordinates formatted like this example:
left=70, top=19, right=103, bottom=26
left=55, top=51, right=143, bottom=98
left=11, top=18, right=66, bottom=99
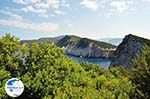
left=0, top=34, right=140, bottom=99
left=56, top=35, right=81, bottom=47
left=0, top=69, right=10, bottom=98
left=131, top=45, right=150, bottom=99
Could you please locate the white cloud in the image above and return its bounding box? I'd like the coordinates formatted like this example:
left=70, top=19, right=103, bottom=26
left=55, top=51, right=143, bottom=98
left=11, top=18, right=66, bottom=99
left=12, top=0, right=70, bottom=18
left=13, top=0, right=68, bottom=9
left=47, top=0, right=60, bottom=9
left=54, top=10, right=65, bottom=15
left=110, top=1, right=133, bottom=12
left=61, top=0, right=70, bottom=8
left=13, top=0, right=40, bottom=5
left=12, top=0, right=26, bottom=4
left=0, top=19, right=59, bottom=32
left=35, top=3, right=49, bottom=9
left=0, top=10, right=23, bottom=20
left=27, top=0, right=41, bottom=4
left=80, top=0, right=98, bottom=10
left=12, top=0, right=69, bottom=18
left=22, top=6, right=47, bottom=13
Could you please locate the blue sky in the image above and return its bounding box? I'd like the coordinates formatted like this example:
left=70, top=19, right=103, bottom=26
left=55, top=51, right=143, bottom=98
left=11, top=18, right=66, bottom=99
left=0, top=0, right=150, bottom=40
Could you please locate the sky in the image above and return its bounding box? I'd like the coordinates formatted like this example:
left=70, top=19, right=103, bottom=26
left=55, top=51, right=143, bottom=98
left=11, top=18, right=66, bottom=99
left=0, top=0, right=150, bottom=40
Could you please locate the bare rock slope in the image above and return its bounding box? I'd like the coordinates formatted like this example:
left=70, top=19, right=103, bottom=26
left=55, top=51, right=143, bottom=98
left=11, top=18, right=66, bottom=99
left=110, top=34, right=150, bottom=68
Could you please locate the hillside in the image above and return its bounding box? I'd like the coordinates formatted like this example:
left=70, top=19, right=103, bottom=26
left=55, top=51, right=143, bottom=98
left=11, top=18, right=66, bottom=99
left=20, top=35, right=64, bottom=45
left=58, top=35, right=116, bottom=59
left=110, top=34, right=150, bottom=68
left=39, top=35, right=64, bottom=43
left=21, top=35, right=116, bottom=59
left=77, top=38, right=116, bottom=49
left=56, top=35, right=81, bottom=47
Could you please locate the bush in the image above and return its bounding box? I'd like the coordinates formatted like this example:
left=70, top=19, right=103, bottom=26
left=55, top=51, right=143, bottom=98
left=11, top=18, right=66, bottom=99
left=0, top=34, right=134, bottom=99
left=131, top=45, right=150, bottom=98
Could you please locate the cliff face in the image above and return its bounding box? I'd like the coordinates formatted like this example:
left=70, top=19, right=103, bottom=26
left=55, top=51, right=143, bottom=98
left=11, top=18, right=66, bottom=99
left=110, top=34, right=150, bottom=68
left=63, top=37, right=116, bottom=59
left=20, top=35, right=116, bottom=59
left=66, top=44, right=115, bottom=58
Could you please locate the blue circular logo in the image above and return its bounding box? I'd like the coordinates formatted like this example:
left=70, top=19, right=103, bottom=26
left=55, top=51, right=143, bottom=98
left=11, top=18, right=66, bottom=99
left=5, top=78, right=24, bottom=97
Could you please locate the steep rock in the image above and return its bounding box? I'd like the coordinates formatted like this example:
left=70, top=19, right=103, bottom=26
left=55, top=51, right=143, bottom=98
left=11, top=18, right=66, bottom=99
left=110, top=34, right=150, bottom=68
left=20, top=35, right=116, bottom=59
left=65, top=38, right=116, bottom=59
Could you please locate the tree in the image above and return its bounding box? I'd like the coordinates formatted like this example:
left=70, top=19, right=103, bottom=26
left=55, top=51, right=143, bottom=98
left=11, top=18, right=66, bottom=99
left=131, top=45, right=150, bottom=98
left=0, top=33, right=21, bottom=76
left=0, top=69, right=10, bottom=98
left=0, top=34, right=134, bottom=99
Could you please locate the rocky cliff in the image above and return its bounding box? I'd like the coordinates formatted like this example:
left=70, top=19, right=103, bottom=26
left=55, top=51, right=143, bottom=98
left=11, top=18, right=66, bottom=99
left=21, top=35, right=116, bottom=59
left=61, top=37, right=116, bottom=59
left=110, top=34, right=150, bottom=68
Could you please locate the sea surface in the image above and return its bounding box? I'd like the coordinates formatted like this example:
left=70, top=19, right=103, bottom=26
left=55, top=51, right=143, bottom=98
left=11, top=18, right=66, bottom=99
left=66, top=55, right=111, bottom=68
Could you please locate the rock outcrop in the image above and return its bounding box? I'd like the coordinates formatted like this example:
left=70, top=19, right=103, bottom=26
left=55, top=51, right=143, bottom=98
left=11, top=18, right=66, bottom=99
left=110, top=34, right=150, bottom=68
left=21, top=35, right=116, bottom=59
left=61, top=37, right=116, bottom=59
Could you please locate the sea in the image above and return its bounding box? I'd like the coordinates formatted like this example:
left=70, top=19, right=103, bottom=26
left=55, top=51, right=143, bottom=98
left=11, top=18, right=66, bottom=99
left=66, top=55, right=111, bottom=68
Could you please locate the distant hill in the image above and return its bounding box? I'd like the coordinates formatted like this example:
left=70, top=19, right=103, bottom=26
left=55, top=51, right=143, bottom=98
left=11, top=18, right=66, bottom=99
left=111, top=34, right=150, bottom=68
left=99, top=38, right=122, bottom=45
left=20, top=35, right=64, bottom=45
left=56, top=35, right=81, bottom=47
left=57, top=35, right=116, bottom=49
left=21, top=35, right=116, bottom=59
left=39, top=35, right=64, bottom=43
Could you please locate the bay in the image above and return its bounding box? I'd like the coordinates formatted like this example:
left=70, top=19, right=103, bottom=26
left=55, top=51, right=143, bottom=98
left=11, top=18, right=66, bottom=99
left=66, top=55, right=111, bottom=68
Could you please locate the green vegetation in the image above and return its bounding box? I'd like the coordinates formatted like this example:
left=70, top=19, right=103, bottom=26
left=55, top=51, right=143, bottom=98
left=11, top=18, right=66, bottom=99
left=20, top=35, right=64, bottom=45
left=21, top=35, right=116, bottom=49
left=76, top=38, right=116, bottom=49
left=131, top=45, right=150, bottom=98
left=56, top=35, right=81, bottom=47
left=0, top=34, right=150, bottom=99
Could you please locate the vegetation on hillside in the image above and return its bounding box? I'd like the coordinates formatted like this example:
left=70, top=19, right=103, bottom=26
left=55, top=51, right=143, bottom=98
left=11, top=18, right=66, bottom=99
left=56, top=35, right=81, bottom=47
left=76, top=38, right=116, bottom=49
left=131, top=45, right=150, bottom=98
left=20, top=35, right=64, bottom=45
left=0, top=34, right=150, bottom=99
left=21, top=35, right=116, bottom=49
